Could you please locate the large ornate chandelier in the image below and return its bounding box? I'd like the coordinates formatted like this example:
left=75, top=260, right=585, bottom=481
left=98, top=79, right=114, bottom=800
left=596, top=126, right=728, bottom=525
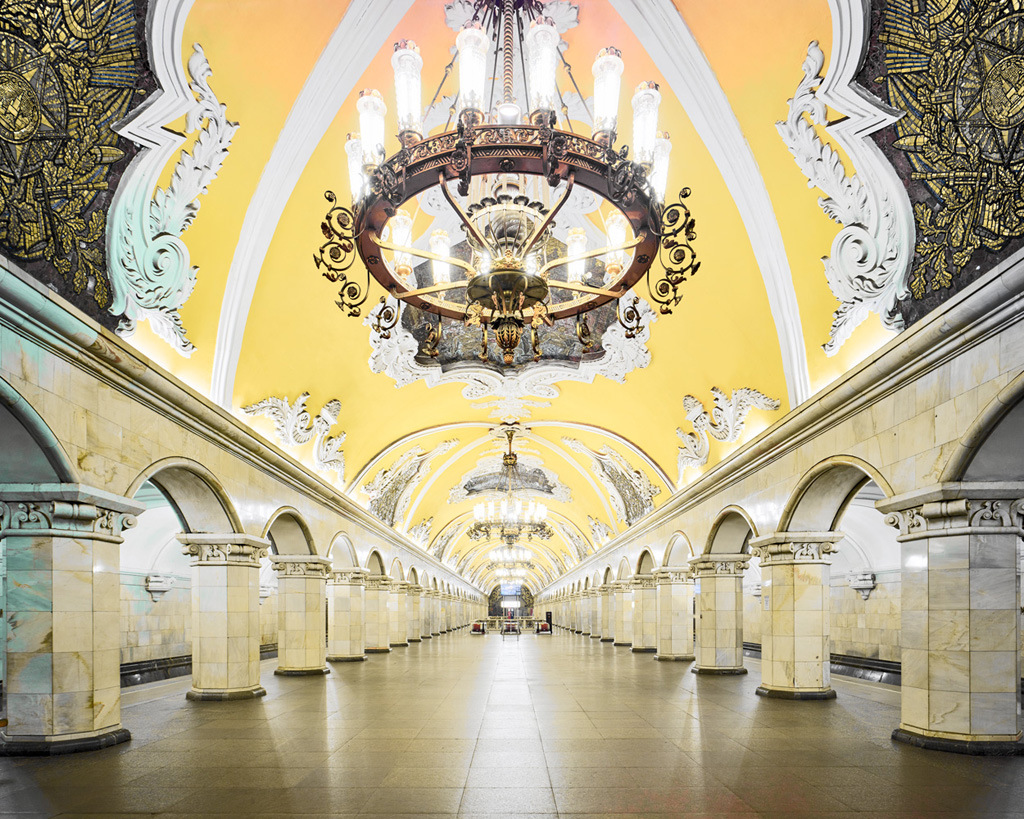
left=315, top=0, right=700, bottom=365
left=466, top=426, right=554, bottom=544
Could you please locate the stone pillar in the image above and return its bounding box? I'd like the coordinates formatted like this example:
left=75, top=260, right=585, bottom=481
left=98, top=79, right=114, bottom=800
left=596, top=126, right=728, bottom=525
left=327, top=568, right=367, bottom=662
left=631, top=574, right=658, bottom=653
left=613, top=581, right=634, bottom=646
left=0, top=491, right=142, bottom=754
left=407, top=584, right=422, bottom=642
left=182, top=534, right=269, bottom=700
left=422, top=589, right=435, bottom=637
left=573, top=594, right=582, bottom=632
left=363, top=576, right=391, bottom=653
left=883, top=495, right=1024, bottom=753
left=444, top=594, right=453, bottom=631
left=751, top=533, right=842, bottom=699
left=690, top=553, right=749, bottom=675
left=388, top=580, right=409, bottom=647
left=600, top=585, right=615, bottom=641
left=272, top=555, right=331, bottom=676
left=589, top=589, right=602, bottom=637
left=580, top=592, right=591, bottom=636
left=654, top=568, right=695, bottom=661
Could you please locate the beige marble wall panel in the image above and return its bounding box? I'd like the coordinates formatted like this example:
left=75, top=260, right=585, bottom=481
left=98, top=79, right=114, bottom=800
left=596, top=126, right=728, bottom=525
left=119, top=572, right=191, bottom=664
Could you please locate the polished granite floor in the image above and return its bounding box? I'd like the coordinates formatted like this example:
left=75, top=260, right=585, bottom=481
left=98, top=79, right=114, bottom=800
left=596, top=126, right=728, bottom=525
left=2, top=631, right=1024, bottom=817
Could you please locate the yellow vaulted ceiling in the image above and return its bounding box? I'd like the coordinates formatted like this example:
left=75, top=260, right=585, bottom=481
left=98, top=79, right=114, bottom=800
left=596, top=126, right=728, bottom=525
left=127, top=0, right=897, bottom=593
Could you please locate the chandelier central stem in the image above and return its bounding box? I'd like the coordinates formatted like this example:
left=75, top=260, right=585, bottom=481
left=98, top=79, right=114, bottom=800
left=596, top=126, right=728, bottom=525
left=502, top=0, right=515, bottom=105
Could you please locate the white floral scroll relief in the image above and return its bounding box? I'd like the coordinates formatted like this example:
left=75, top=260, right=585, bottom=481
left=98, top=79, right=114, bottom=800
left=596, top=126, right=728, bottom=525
left=406, top=517, right=433, bottom=547
left=109, top=43, right=239, bottom=356
left=588, top=515, right=614, bottom=548
left=776, top=41, right=911, bottom=355
left=361, top=440, right=458, bottom=527
left=676, top=387, right=780, bottom=483
left=365, top=296, right=655, bottom=421
left=241, top=392, right=345, bottom=478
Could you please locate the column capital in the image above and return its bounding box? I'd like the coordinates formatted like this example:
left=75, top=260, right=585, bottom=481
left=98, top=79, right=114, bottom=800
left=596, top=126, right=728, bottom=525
left=180, top=533, right=271, bottom=566
left=271, top=554, right=332, bottom=578
left=631, top=573, right=657, bottom=590
left=0, top=484, right=144, bottom=543
left=880, top=495, right=1024, bottom=541
left=329, top=567, right=368, bottom=585
left=389, top=580, right=409, bottom=592
left=364, top=575, right=390, bottom=590
left=407, top=584, right=423, bottom=594
left=653, top=567, right=691, bottom=584
left=612, top=579, right=633, bottom=591
left=689, top=552, right=750, bottom=576
left=749, top=531, right=843, bottom=564
left=599, top=583, right=615, bottom=593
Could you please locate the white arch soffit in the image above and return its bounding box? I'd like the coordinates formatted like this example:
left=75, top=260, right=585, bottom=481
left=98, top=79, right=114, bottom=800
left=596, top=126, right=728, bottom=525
left=608, top=0, right=810, bottom=407
left=210, top=0, right=416, bottom=407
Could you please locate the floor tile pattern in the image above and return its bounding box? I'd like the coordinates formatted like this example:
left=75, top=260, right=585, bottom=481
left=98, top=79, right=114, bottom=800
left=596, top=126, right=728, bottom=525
left=2, top=631, right=1024, bottom=816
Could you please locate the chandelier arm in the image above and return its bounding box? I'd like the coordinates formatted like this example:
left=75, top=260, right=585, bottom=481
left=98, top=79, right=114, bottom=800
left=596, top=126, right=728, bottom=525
left=437, top=171, right=492, bottom=251
left=519, top=172, right=575, bottom=258
left=392, top=281, right=469, bottom=300
left=558, top=50, right=594, bottom=124
left=537, top=234, right=643, bottom=278
left=545, top=281, right=625, bottom=299
left=373, top=236, right=476, bottom=274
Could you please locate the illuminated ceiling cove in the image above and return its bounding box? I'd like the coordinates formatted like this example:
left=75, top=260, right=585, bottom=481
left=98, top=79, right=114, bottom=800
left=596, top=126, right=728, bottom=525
left=117, top=0, right=908, bottom=593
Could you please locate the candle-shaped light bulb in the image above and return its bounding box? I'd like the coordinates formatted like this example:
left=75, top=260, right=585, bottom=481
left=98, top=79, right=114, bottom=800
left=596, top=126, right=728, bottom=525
left=631, top=81, right=661, bottom=167
left=392, top=39, right=423, bottom=144
left=592, top=47, right=623, bottom=145
left=389, top=208, right=414, bottom=283
left=651, top=131, right=672, bottom=201
left=456, top=23, right=489, bottom=123
left=566, top=226, right=587, bottom=282
left=357, top=89, right=387, bottom=167
left=345, top=134, right=364, bottom=201
left=429, top=229, right=450, bottom=283
left=604, top=211, right=628, bottom=279
left=526, top=16, right=559, bottom=121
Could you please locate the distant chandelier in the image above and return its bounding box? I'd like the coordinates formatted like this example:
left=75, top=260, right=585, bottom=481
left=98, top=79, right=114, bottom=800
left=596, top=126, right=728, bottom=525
left=314, top=0, right=700, bottom=365
left=467, top=426, right=554, bottom=544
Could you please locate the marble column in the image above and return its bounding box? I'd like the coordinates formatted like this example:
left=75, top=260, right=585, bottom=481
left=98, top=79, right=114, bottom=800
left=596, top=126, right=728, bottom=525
left=690, top=553, right=749, bottom=674
left=573, top=594, right=583, bottom=632
left=600, top=585, right=615, bottom=642
left=327, top=568, right=367, bottom=662
left=580, top=592, right=592, bottom=636
left=631, top=573, right=658, bottom=653
left=1, top=491, right=142, bottom=754
left=272, top=555, right=331, bottom=675
left=181, top=533, right=269, bottom=700
left=388, top=580, right=409, bottom=647
left=751, top=533, right=842, bottom=699
left=613, top=581, right=634, bottom=647
left=654, top=568, right=695, bottom=661
left=407, top=584, right=422, bottom=642
left=422, top=589, right=435, bottom=638
left=883, top=495, right=1024, bottom=753
left=589, top=589, right=602, bottom=637
left=445, top=594, right=454, bottom=631
left=363, top=576, right=391, bottom=653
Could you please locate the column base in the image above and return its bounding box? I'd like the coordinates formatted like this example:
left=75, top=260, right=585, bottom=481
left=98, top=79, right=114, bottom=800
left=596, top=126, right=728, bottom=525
left=692, top=666, right=747, bottom=675
left=600, top=638, right=614, bottom=643
left=327, top=655, right=366, bottom=662
left=590, top=634, right=602, bottom=639
left=0, top=727, right=131, bottom=756
left=613, top=641, right=632, bottom=647
left=389, top=641, right=409, bottom=648
left=431, top=632, right=440, bottom=636
left=365, top=647, right=392, bottom=654
left=892, top=727, right=1024, bottom=756
left=756, top=685, right=835, bottom=700
left=409, top=637, right=422, bottom=643
left=187, top=685, right=267, bottom=701
left=274, top=667, right=330, bottom=676
left=655, top=654, right=695, bottom=661
left=421, top=634, right=432, bottom=639
left=631, top=647, right=656, bottom=653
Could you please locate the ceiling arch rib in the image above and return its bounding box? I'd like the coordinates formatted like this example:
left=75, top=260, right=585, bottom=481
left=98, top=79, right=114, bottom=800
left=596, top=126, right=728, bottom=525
left=210, top=0, right=415, bottom=408
left=609, top=0, right=810, bottom=407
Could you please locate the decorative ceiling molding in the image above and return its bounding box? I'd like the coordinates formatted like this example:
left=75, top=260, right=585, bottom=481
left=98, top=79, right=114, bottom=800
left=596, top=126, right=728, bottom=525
left=563, top=437, right=660, bottom=525
left=362, top=439, right=458, bottom=527
left=365, top=295, right=656, bottom=422
left=556, top=520, right=592, bottom=562
left=676, top=387, right=780, bottom=484
left=406, top=517, right=432, bottom=547
left=108, top=0, right=209, bottom=355
left=209, top=0, right=416, bottom=407
left=448, top=447, right=572, bottom=505
left=608, top=0, right=810, bottom=408
left=777, top=37, right=911, bottom=355
left=241, top=392, right=346, bottom=478
left=588, top=515, right=614, bottom=548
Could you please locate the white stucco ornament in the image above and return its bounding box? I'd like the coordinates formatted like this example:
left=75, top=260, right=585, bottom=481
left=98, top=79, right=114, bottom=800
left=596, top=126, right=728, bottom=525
left=563, top=437, right=660, bottom=525
left=241, top=392, right=346, bottom=478
left=110, top=43, right=239, bottom=356
left=777, top=40, right=912, bottom=355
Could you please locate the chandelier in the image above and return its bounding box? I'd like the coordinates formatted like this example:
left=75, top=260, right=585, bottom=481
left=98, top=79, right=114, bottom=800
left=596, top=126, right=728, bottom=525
left=314, top=0, right=700, bottom=365
left=466, top=426, right=554, bottom=544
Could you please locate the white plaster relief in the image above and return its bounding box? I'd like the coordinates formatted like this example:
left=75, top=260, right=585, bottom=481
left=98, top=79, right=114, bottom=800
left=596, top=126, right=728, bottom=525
left=362, top=440, right=458, bottom=527
left=407, top=517, right=433, bottom=547
left=563, top=437, right=660, bottom=525
left=109, top=42, right=237, bottom=355
left=241, top=392, right=346, bottom=478
left=588, top=515, right=614, bottom=548
left=777, top=40, right=911, bottom=354
left=676, top=387, right=780, bottom=483
left=556, top=521, right=593, bottom=563
left=366, top=296, right=655, bottom=422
